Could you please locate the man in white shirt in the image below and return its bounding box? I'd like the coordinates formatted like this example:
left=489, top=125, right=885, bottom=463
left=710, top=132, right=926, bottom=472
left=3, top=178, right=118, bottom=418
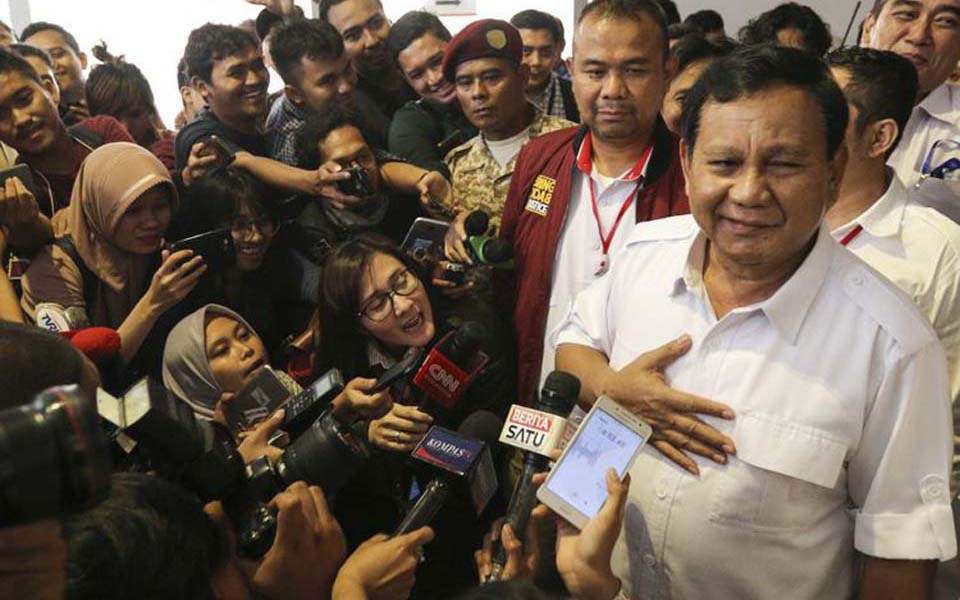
left=827, top=44, right=960, bottom=600
left=556, top=45, right=956, bottom=599
left=861, top=0, right=960, bottom=221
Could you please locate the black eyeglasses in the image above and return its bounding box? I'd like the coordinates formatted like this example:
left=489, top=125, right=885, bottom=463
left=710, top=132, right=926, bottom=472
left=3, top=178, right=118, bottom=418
left=356, top=269, right=420, bottom=321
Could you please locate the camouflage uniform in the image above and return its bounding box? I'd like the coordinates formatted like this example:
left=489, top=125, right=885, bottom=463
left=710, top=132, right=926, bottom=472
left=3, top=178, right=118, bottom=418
left=444, top=107, right=573, bottom=232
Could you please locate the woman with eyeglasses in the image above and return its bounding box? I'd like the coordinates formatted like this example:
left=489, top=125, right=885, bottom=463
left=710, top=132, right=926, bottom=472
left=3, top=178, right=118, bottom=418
left=184, top=169, right=315, bottom=366
left=315, top=233, right=514, bottom=598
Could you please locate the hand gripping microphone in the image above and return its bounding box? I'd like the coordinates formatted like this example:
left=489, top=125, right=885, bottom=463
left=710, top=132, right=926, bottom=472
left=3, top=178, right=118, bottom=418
left=463, top=210, right=514, bottom=268
left=413, top=321, right=489, bottom=411
left=489, top=370, right=581, bottom=581
left=393, top=410, right=501, bottom=535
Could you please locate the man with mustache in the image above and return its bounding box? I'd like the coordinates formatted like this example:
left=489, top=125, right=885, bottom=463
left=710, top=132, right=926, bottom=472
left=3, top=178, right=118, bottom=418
left=21, top=22, right=88, bottom=126
left=498, top=0, right=691, bottom=417
left=320, top=0, right=417, bottom=121
left=441, top=19, right=572, bottom=235
left=387, top=11, right=476, bottom=176
left=861, top=0, right=960, bottom=222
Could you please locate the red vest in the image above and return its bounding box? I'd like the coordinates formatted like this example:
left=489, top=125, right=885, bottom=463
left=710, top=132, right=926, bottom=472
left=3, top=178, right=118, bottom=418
left=499, top=121, right=690, bottom=404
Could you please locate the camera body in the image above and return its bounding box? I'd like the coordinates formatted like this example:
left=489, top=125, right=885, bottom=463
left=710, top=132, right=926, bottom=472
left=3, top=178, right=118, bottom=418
left=336, top=164, right=374, bottom=197
left=99, top=378, right=370, bottom=558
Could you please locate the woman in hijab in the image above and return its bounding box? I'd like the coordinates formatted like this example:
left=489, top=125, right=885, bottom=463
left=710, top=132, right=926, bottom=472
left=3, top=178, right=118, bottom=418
left=21, top=142, right=205, bottom=372
left=162, top=303, right=390, bottom=435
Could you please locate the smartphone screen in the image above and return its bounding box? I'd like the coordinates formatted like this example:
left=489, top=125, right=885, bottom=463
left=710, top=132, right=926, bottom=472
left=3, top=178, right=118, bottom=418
left=543, top=406, right=648, bottom=519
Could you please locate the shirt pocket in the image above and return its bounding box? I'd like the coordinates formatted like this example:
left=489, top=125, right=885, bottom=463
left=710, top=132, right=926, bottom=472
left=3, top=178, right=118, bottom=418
left=709, top=411, right=848, bottom=532
left=912, top=176, right=960, bottom=223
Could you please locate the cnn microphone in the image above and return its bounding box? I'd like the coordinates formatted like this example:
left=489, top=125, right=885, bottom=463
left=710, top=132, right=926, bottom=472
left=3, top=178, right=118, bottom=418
left=412, top=322, right=489, bottom=411
left=488, top=370, right=580, bottom=581
left=393, top=410, right=501, bottom=536
left=462, top=210, right=514, bottom=268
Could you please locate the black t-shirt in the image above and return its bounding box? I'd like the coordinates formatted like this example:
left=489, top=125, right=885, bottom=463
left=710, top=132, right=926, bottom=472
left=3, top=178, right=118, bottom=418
left=174, top=109, right=267, bottom=170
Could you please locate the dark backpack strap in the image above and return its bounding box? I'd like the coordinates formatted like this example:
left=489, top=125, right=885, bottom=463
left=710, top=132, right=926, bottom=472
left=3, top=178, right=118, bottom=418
left=67, top=124, right=104, bottom=151
left=53, top=235, right=99, bottom=312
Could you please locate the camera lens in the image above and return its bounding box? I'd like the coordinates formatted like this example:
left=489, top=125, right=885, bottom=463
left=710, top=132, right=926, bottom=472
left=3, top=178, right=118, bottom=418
left=276, top=411, right=370, bottom=495
left=0, top=386, right=112, bottom=526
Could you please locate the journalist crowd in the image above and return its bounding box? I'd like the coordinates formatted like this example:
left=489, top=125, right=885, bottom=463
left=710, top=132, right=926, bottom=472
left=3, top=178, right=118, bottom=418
left=4, top=0, right=960, bottom=597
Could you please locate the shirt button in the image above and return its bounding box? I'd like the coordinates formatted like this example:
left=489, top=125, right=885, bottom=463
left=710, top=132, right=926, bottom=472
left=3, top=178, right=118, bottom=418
left=643, top=554, right=657, bottom=567
left=851, top=274, right=864, bottom=287
left=656, top=486, right=667, bottom=500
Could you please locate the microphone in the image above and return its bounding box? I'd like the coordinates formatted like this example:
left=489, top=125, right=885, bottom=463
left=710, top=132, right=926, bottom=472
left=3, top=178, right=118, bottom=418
left=35, top=303, right=90, bottom=332
left=60, top=328, right=122, bottom=366
left=412, top=322, right=489, bottom=411
left=462, top=210, right=514, bottom=268
left=488, top=371, right=580, bottom=581
left=393, top=410, right=501, bottom=535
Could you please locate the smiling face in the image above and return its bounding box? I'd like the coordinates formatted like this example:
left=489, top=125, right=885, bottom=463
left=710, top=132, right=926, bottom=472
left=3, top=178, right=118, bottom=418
left=518, top=27, right=563, bottom=94
left=229, top=201, right=275, bottom=272
left=22, top=29, right=86, bottom=101
left=863, top=0, right=960, bottom=94
left=204, top=314, right=268, bottom=394
left=326, top=0, right=392, bottom=75
left=397, top=32, right=455, bottom=104
left=681, top=85, right=845, bottom=271
left=573, top=13, right=669, bottom=144
left=111, top=185, right=173, bottom=254
left=197, top=46, right=269, bottom=130
left=0, top=69, right=63, bottom=155
left=357, top=253, right=435, bottom=352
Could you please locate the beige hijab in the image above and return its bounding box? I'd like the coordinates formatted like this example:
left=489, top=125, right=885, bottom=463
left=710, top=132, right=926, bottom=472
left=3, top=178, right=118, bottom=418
left=61, top=142, right=178, bottom=326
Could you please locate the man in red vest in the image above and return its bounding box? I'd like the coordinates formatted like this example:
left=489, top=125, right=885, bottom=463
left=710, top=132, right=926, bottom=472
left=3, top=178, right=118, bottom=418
left=499, top=0, right=732, bottom=469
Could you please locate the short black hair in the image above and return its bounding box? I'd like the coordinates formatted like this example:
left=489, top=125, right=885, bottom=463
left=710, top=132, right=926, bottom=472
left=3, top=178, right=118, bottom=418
left=269, top=18, right=344, bottom=86
left=654, top=0, right=681, bottom=25
left=189, top=167, right=276, bottom=233
left=739, top=3, right=833, bottom=56
left=318, top=0, right=384, bottom=23
left=0, top=321, right=83, bottom=410
left=63, top=473, right=225, bottom=600
left=826, top=47, right=917, bottom=156
left=681, top=44, right=849, bottom=160
left=668, top=23, right=697, bottom=41
left=296, top=105, right=369, bottom=168
left=511, top=10, right=564, bottom=45
left=388, top=11, right=452, bottom=64
left=0, top=19, right=15, bottom=39
left=183, top=23, right=259, bottom=84
left=21, top=22, right=81, bottom=55
left=684, top=10, right=725, bottom=33
left=177, top=56, right=189, bottom=89
left=86, top=48, right=159, bottom=122
left=671, top=33, right=736, bottom=72
left=0, top=46, right=42, bottom=85
left=10, top=42, right=53, bottom=69
left=578, top=0, right=669, bottom=60
left=454, top=580, right=561, bottom=600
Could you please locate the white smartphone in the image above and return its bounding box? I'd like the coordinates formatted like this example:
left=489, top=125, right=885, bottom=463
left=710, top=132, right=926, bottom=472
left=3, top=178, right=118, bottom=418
left=536, top=395, right=652, bottom=529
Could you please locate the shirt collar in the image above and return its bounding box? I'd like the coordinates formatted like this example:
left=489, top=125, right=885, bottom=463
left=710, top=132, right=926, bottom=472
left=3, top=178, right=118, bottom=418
left=576, top=130, right=654, bottom=181
left=840, top=170, right=908, bottom=239
left=917, top=82, right=960, bottom=125
left=669, top=226, right=836, bottom=345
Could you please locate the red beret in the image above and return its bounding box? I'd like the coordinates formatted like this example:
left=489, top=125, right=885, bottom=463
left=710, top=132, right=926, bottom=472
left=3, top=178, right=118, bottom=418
left=442, top=19, right=523, bottom=82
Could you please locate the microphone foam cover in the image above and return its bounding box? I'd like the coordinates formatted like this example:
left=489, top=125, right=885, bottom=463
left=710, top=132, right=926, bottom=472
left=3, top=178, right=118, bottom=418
left=60, top=327, right=122, bottom=365
left=464, top=210, right=490, bottom=237
left=457, top=409, right=503, bottom=444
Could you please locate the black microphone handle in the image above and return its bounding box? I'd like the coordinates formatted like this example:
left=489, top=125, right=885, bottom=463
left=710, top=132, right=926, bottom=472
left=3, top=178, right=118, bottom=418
left=393, top=478, right=450, bottom=536
left=490, top=451, right=550, bottom=579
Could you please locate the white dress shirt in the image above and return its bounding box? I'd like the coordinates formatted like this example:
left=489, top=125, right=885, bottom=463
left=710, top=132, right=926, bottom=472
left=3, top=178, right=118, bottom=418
left=831, top=174, right=960, bottom=491
left=539, top=138, right=652, bottom=391
left=554, top=215, right=957, bottom=600
left=889, top=83, right=960, bottom=223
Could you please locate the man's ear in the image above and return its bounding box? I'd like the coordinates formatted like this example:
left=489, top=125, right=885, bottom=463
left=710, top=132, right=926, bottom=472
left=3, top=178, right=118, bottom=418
left=43, top=76, right=60, bottom=106
left=78, top=51, right=88, bottom=71
left=193, top=76, right=213, bottom=102
left=679, top=138, right=692, bottom=198
left=283, top=83, right=305, bottom=108
left=861, top=14, right=877, bottom=46
left=868, top=118, right=899, bottom=159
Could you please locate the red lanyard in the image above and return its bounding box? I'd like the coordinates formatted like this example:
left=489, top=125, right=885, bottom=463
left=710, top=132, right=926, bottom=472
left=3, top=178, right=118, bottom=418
left=839, top=224, right=863, bottom=247
left=589, top=181, right=640, bottom=256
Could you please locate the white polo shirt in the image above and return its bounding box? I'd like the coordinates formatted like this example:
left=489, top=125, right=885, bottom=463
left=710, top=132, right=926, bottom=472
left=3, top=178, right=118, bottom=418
left=831, top=174, right=960, bottom=490
left=539, top=134, right=653, bottom=391
left=555, top=215, right=957, bottom=600
left=889, top=83, right=960, bottom=223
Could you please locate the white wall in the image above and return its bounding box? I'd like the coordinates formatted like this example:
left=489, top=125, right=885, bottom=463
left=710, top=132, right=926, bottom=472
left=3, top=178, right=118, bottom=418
left=673, top=0, right=866, bottom=46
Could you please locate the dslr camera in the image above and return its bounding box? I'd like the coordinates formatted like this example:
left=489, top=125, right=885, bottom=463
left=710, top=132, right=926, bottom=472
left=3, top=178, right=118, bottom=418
left=98, top=375, right=370, bottom=558
left=0, top=385, right=112, bottom=527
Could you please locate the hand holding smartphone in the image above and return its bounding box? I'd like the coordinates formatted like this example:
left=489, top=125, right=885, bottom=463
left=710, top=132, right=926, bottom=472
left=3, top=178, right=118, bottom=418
left=536, top=395, right=652, bottom=529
